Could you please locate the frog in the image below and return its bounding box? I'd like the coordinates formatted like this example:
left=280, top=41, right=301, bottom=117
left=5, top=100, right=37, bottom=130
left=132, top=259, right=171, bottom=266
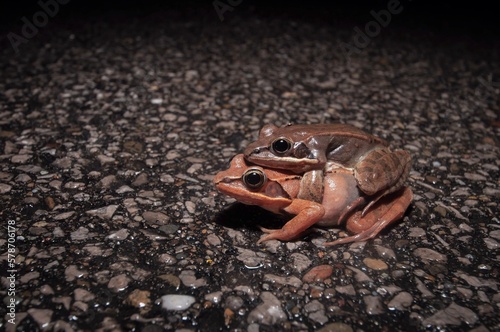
left=244, top=123, right=412, bottom=214
left=213, top=154, right=413, bottom=246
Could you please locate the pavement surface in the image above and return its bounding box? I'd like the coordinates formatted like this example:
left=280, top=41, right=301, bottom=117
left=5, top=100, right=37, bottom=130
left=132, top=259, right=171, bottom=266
left=0, top=2, right=499, bottom=331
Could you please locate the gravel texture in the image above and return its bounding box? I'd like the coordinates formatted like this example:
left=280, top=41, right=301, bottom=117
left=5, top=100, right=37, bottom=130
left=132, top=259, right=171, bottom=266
left=0, top=2, right=499, bottom=331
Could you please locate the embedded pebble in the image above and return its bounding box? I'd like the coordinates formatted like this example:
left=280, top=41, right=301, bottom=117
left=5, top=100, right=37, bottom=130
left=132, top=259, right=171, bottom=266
left=303, top=265, right=333, bottom=283
left=373, top=245, right=396, bottom=260
left=27, top=308, right=53, bottom=329
left=179, top=270, right=207, bottom=288
left=74, top=288, right=96, bottom=302
left=225, top=295, right=244, bottom=311
left=65, top=265, right=88, bottom=282
left=158, top=254, right=177, bottom=265
left=387, top=292, right=413, bottom=310
left=413, top=248, right=448, bottom=264
left=422, top=302, right=478, bottom=326
left=97, top=155, right=116, bottom=164
left=0, top=183, right=12, bottom=193
left=263, top=274, right=302, bottom=288
left=116, top=185, right=134, bottom=194
left=346, top=266, right=373, bottom=282
left=158, top=274, right=181, bottom=289
left=205, top=291, right=223, bottom=304
left=142, top=211, right=170, bottom=225
left=21, top=271, right=40, bottom=283
left=99, top=175, right=116, bottom=188
left=247, top=292, right=287, bottom=325
left=363, top=258, right=388, bottom=270
left=236, top=247, right=265, bottom=267
left=206, top=233, right=222, bottom=246
left=364, top=295, right=385, bottom=315
left=54, top=211, right=75, bottom=220
left=108, top=274, right=131, bottom=292
left=126, top=289, right=152, bottom=309
left=71, top=227, right=92, bottom=241
left=106, top=228, right=130, bottom=240
left=335, top=285, right=356, bottom=296
left=290, top=253, right=312, bottom=273
left=86, top=205, right=118, bottom=220
left=161, top=294, right=196, bottom=311
left=304, top=300, right=328, bottom=324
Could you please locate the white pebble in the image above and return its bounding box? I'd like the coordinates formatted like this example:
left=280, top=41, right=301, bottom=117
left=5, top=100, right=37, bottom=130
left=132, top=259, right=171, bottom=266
left=161, top=294, right=195, bottom=311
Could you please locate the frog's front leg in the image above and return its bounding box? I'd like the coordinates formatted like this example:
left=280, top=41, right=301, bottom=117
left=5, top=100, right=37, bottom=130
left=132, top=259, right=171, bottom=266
left=257, top=199, right=325, bottom=244
left=355, top=147, right=411, bottom=213
left=323, top=186, right=413, bottom=246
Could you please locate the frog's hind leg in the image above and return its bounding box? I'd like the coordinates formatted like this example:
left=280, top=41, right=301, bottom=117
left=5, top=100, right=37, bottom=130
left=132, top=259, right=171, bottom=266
left=355, top=148, right=411, bottom=216
left=323, top=186, right=413, bottom=246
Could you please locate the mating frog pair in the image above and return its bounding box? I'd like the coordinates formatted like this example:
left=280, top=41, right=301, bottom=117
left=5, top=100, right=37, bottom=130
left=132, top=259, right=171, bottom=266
left=214, top=124, right=413, bottom=246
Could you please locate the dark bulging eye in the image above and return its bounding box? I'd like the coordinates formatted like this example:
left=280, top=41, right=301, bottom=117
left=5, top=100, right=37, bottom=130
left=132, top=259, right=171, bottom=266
left=243, top=169, right=266, bottom=189
left=272, top=138, right=292, bottom=155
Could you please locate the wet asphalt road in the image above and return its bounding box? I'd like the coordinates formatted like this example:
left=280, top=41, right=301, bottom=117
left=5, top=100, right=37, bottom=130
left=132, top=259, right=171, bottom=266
left=0, top=2, right=499, bottom=331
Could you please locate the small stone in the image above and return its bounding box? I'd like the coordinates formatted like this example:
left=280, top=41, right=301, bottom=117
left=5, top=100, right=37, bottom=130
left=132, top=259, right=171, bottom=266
left=364, top=295, right=384, bottom=315
left=132, top=173, right=148, bottom=186
left=422, top=302, right=478, bottom=326
left=116, top=185, right=134, bottom=194
left=54, top=211, right=75, bottom=220
left=97, top=154, right=116, bottom=164
left=71, top=227, right=91, bottom=241
left=304, top=300, right=328, bottom=324
left=206, top=233, right=222, bottom=246
left=11, top=154, right=32, bottom=164
left=263, top=274, right=302, bottom=288
left=205, top=291, right=223, bottom=304
left=413, top=248, right=447, bottom=264
left=225, top=295, right=244, bottom=311
left=142, top=211, right=170, bottom=225
left=21, top=271, right=40, bottom=283
left=27, top=308, right=53, bottom=329
left=161, top=294, right=195, bottom=311
left=44, top=196, right=56, bottom=210
left=108, top=274, right=131, bottom=292
left=363, top=258, right=388, bottom=270
left=158, top=274, right=181, bottom=289
left=247, top=292, right=287, bottom=325
left=347, top=266, right=373, bottom=283
left=65, top=265, right=88, bottom=282
left=106, top=228, right=129, bottom=240
left=99, top=175, right=116, bottom=188
left=290, top=253, right=312, bottom=273
left=0, top=183, right=12, bottom=194
left=86, top=205, right=118, bottom=220
left=387, top=292, right=413, bottom=310
left=224, top=308, right=235, bottom=326
left=185, top=201, right=196, bottom=214
left=158, top=253, right=177, bottom=265
left=179, top=270, right=207, bottom=288
left=434, top=206, right=447, bottom=217
left=303, top=265, right=333, bottom=283
left=335, top=285, right=356, bottom=296
left=126, top=289, right=152, bottom=309
left=74, top=288, right=95, bottom=302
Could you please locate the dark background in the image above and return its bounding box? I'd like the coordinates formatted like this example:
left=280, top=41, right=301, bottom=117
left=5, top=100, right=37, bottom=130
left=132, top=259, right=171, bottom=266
left=1, top=0, right=498, bottom=34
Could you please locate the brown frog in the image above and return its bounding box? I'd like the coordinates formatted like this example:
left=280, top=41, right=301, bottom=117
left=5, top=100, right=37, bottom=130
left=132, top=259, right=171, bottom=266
left=213, top=154, right=413, bottom=246
left=244, top=123, right=412, bottom=214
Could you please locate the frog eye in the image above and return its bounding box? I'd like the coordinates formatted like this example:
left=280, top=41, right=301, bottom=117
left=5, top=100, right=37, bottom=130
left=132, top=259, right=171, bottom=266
left=271, top=137, right=292, bottom=155
left=242, top=169, right=266, bottom=189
